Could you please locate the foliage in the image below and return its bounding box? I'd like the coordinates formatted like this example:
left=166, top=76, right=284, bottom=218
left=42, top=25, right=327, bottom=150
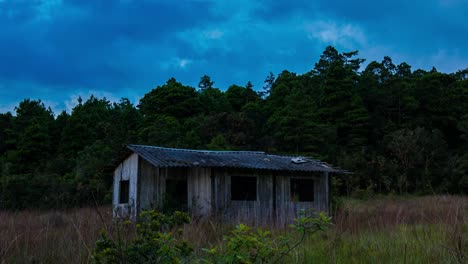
left=92, top=210, right=331, bottom=264
left=93, top=210, right=193, bottom=264
left=204, top=210, right=332, bottom=264
left=0, top=196, right=465, bottom=263
left=0, top=46, right=467, bottom=209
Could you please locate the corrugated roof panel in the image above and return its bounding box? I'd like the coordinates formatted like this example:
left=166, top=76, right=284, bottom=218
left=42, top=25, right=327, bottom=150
left=127, top=144, right=345, bottom=173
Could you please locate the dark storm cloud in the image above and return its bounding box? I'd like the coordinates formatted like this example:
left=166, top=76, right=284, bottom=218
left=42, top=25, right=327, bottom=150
left=0, top=0, right=219, bottom=89
left=0, top=0, right=467, bottom=114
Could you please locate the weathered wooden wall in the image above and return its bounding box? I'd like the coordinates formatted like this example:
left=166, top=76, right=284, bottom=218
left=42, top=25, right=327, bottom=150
left=212, top=168, right=329, bottom=226
left=115, top=154, right=329, bottom=225
left=212, top=168, right=274, bottom=225
left=138, top=157, right=160, bottom=211
left=187, top=167, right=212, bottom=215
left=138, top=160, right=212, bottom=216
left=274, top=172, right=329, bottom=226
left=113, top=153, right=139, bottom=219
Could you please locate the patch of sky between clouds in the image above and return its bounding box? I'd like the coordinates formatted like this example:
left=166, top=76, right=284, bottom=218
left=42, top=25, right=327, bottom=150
left=159, top=57, right=193, bottom=70
left=175, top=0, right=265, bottom=55
left=176, top=28, right=225, bottom=55
left=305, top=20, right=367, bottom=50
left=34, top=0, right=63, bottom=22
left=203, top=29, right=224, bottom=40
left=438, top=0, right=468, bottom=7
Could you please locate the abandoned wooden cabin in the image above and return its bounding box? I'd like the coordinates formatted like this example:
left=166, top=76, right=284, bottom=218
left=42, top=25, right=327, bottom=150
left=113, top=144, right=343, bottom=225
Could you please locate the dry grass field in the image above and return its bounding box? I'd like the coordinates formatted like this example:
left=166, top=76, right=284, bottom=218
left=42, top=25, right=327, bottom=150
left=301, top=195, right=467, bottom=263
left=0, top=195, right=466, bottom=263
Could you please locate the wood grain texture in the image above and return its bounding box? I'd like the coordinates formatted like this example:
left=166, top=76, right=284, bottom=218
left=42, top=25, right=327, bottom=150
left=114, top=155, right=330, bottom=225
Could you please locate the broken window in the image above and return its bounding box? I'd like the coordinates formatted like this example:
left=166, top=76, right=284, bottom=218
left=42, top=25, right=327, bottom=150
left=119, top=180, right=129, bottom=204
left=290, top=178, right=314, bottom=202
left=231, top=176, right=257, bottom=201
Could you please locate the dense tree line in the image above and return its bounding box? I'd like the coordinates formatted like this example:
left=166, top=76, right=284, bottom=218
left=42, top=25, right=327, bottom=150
left=0, top=46, right=466, bottom=209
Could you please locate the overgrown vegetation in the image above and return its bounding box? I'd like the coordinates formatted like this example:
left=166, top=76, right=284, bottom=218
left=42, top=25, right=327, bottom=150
left=300, top=196, right=467, bottom=263
left=0, top=196, right=465, bottom=263
left=93, top=210, right=331, bottom=263
left=207, top=211, right=331, bottom=264
left=94, top=210, right=194, bottom=263
left=0, top=46, right=467, bottom=209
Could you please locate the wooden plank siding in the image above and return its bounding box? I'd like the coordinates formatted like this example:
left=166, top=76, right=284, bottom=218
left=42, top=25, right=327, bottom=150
left=138, top=160, right=213, bottom=216
left=113, top=153, right=139, bottom=219
left=211, top=168, right=274, bottom=225
left=274, top=173, right=328, bottom=226
left=187, top=167, right=212, bottom=216
left=114, top=155, right=330, bottom=225
left=211, top=168, right=328, bottom=226
left=138, top=157, right=160, bottom=211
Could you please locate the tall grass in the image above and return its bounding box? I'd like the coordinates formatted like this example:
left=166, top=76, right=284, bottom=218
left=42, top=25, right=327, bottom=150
left=0, top=207, right=113, bottom=263
left=296, top=195, right=467, bottom=263
left=0, top=195, right=466, bottom=263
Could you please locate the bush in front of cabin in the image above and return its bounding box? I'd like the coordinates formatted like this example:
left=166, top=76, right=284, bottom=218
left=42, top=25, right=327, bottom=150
left=203, top=210, right=332, bottom=264
left=92, top=210, right=331, bottom=264
left=93, top=210, right=193, bottom=263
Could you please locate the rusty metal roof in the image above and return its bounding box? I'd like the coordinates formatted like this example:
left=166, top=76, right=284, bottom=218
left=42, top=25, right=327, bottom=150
left=127, top=144, right=344, bottom=173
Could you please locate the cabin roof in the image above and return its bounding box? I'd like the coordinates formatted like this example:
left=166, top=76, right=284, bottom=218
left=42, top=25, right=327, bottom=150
left=127, top=144, right=345, bottom=173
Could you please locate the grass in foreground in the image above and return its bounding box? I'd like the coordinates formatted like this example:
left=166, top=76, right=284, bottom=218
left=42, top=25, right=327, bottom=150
left=0, top=195, right=466, bottom=263
left=293, top=195, right=467, bottom=263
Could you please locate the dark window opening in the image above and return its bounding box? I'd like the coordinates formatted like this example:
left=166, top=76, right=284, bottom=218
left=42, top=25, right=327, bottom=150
left=164, top=178, right=188, bottom=211
left=231, top=176, right=257, bottom=201
left=290, top=178, right=314, bottom=202
left=119, top=180, right=129, bottom=204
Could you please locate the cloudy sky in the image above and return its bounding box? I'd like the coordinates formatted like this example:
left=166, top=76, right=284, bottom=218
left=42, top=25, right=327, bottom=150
left=1, top=0, right=467, bottom=114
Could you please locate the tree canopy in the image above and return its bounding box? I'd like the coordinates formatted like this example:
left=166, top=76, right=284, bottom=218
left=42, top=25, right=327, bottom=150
left=0, top=46, right=466, bottom=209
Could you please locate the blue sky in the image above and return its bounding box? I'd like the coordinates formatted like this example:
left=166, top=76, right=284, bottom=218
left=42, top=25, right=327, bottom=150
left=1, top=0, right=467, bottom=114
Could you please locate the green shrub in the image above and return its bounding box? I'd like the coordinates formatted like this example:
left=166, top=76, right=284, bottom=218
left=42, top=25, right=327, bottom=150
left=93, top=210, right=331, bottom=264
left=203, top=210, right=332, bottom=264
left=93, top=210, right=193, bottom=263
